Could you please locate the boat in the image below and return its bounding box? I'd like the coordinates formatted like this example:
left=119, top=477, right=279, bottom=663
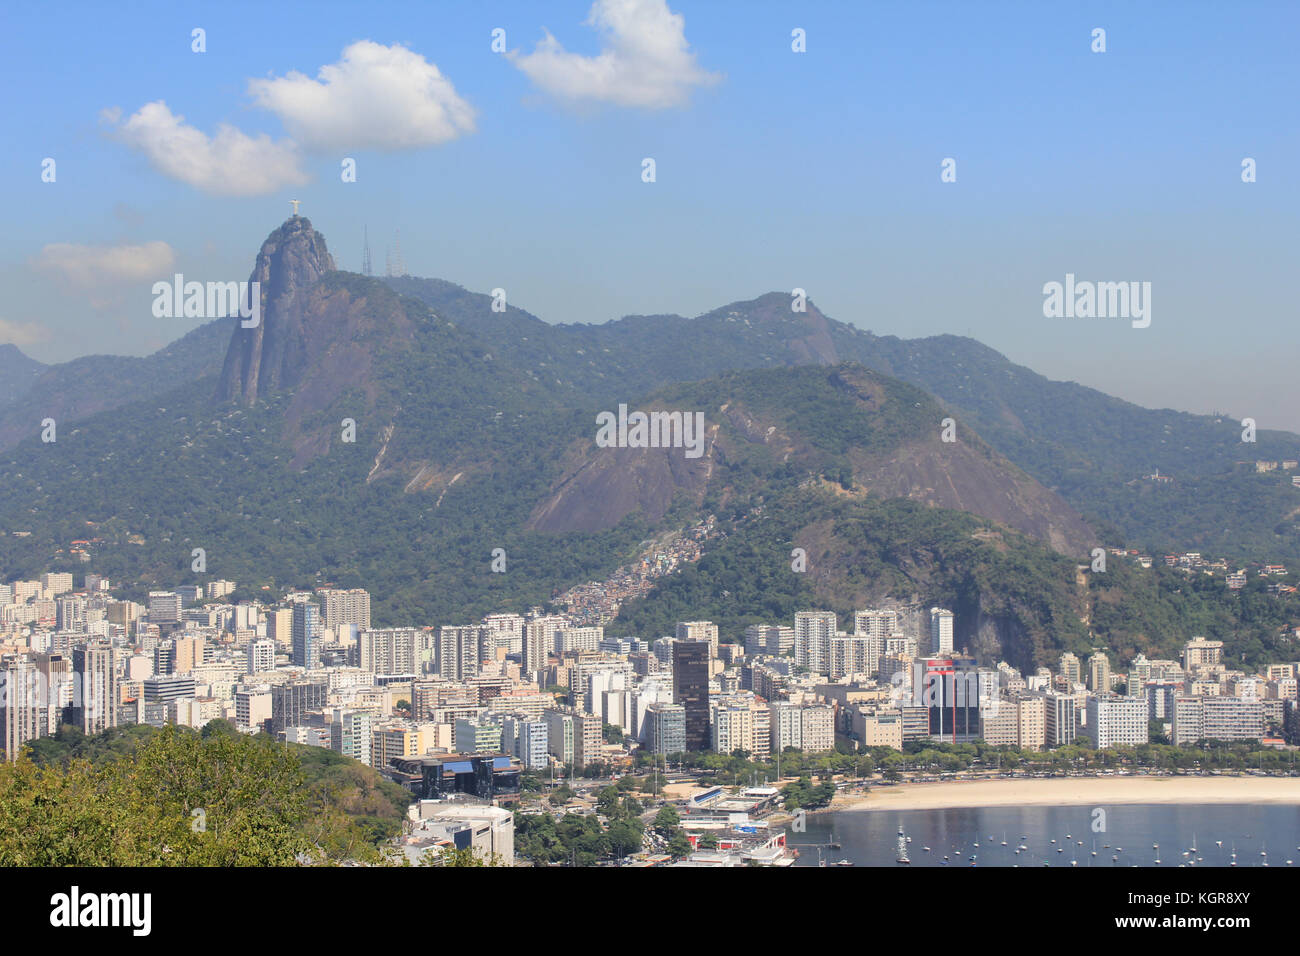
left=896, top=826, right=911, bottom=865
left=835, top=859, right=854, bottom=867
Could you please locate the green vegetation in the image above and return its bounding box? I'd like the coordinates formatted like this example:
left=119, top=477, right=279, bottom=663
left=781, top=775, right=836, bottom=810
left=619, top=486, right=1095, bottom=671
left=6, top=722, right=409, bottom=865
left=514, top=805, right=646, bottom=865
left=619, top=483, right=1300, bottom=671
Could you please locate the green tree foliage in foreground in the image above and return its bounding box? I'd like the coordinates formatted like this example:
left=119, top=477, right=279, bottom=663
left=0, top=722, right=410, bottom=865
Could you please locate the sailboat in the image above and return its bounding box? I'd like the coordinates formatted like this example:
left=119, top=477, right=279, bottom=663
left=896, top=825, right=911, bottom=865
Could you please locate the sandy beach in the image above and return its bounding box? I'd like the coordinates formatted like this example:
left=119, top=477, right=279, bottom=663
left=841, top=776, right=1300, bottom=812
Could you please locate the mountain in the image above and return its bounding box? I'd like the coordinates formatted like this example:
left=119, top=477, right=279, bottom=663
left=527, top=364, right=1095, bottom=556
left=2, top=217, right=1295, bottom=672
left=0, top=344, right=46, bottom=406
left=388, top=279, right=1300, bottom=565
left=0, top=219, right=1119, bottom=666
left=7, top=226, right=1296, bottom=565
left=220, top=216, right=338, bottom=405
left=0, top=320, right=230, bottom=450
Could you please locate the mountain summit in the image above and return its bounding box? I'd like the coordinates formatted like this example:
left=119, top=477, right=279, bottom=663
left=218, top=217, right=335, bottom=405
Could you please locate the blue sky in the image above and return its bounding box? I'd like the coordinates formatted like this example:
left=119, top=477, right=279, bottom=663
left=3, top=1, right=1298, bottom=427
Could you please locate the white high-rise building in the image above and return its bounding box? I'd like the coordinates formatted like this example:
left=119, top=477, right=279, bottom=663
left=482, top=613, right=525, bottom=655
left=770, top=701, right=803, bottom=752
left=830, top=634, right=872, bottom=680
left=318, top=588, right=371, bottom=631
left=631, top=680, right=672, bottom=742
left=502, top=715, right=549, bottom=769
left=148, top=591, right=183, bottom=624
left=523, top=616, right=565, bottom=677
left=235, top=688, right=272, bottom=732
left=1086, top=695, right=1149, bottom=749
left=41, top=572, right=75, bottom=597
left=929, top=608, right=954, bottom=655
left=854, top=608, right=900, bottom=639
left=794, top=611, right=837, bottom=675
left=359, top=628, right=420, bottom=674
left=744, top=624, right=794, bottom=657
left=246, top=638, right=276, bottom=675
left=331, top=708, right=373, bottom=765
left=437, top=626, right=485, bottom=680
left=676, top=621, right=719, bottom=652
left=0, top=659, right=42, bottom=760
left=554, top=626, right=603, bottom=655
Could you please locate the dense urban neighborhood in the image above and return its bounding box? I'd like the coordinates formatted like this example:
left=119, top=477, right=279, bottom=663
left=3, top=568, right=1299, bottom=866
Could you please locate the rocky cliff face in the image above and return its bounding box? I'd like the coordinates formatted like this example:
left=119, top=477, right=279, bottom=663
left=218, top=217, right=335, bottom=405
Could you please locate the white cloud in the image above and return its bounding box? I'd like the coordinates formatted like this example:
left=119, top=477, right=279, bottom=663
left=33, top=240, right=176, bottom=288
left=0, top=318, right=49, bottom=347
left=248, top=40, right=476, bottom=150
left=109, top=101, right=308, bottom=197
left=509, top=0, right=720, bottom=109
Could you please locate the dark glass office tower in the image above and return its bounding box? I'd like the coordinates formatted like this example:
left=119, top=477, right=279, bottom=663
left=672, top=639, right=711, bottom=752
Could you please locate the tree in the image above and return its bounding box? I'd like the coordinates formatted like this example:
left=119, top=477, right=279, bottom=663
left=596, top=786, right=620, bottom=816
left=606, top=819, right=643, bottom=859
left=0, top=725, right=311, bottom=866
left=667, top=831, right=693, bottom=860
left=653, top=805, right=680, bottom=831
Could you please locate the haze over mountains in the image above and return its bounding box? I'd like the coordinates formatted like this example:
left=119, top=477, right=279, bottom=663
left=1, top=218, right=1297, bottom=668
